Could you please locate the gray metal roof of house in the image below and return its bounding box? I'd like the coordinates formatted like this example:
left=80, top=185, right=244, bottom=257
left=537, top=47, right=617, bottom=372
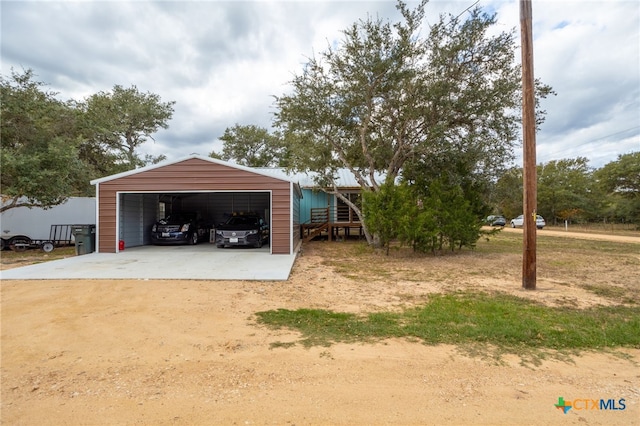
left=254, top=168, right=386, bottom=189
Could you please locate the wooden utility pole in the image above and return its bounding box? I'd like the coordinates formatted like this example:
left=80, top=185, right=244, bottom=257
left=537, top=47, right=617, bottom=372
left=520, top=0, right=537, bottom=290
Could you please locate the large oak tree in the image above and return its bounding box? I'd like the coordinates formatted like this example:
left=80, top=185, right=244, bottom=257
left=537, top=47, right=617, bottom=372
left=0, top=69, right=85, bottom=212
left=1, top=70, right=176, bottom=212
left=274, top=0, right=549, bottom=245
left=211, top=124, right=288, bottom=167
left=594, top=152, right=640, bottom=223
left=81, top=84, right=174, bottom=171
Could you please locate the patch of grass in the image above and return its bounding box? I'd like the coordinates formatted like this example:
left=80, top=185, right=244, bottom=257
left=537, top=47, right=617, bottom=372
left=538, top=235, right=638, bottom=255
left=256, top=292, right=640, bottom=357
left=546, top=223, right=640, bottom=236
left=269, top=341, right=297, bottom=349
left=474, top=231, right=522, bottom=254
left=581, top=284, right=636, bottom=305
left=258, top=308, right=381, bottom=347
left=395, top=293, right=429, bottom=303
left=351, top=242, right=375, bottom=256
left=547, top=259, right=580, bottom=268
left=334, top=265, right=394, bottom=280
left=582, top=284, right=627, bottom=299
left=0, top=246, right=76, bottom=267
left=315, top=233, right=639, bottom=289
left=398, top=293, right=639, bottom=350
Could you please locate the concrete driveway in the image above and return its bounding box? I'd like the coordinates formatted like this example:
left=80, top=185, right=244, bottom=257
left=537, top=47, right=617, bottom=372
left=0, top=245, right=297, bottom=281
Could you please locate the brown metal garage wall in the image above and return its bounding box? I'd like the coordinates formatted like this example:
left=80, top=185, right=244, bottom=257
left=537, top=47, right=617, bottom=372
left=96, top=158, right=292, bottom=254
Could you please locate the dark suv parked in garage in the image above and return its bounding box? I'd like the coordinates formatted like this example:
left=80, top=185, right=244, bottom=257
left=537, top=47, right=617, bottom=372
left=215, top=213, right=269, bottom=248
left=151, top=212, right=211, bottom=245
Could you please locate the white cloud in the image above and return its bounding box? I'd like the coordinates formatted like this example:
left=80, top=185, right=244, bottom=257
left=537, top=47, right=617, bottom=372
left=2, top=0, right=638, bottom=169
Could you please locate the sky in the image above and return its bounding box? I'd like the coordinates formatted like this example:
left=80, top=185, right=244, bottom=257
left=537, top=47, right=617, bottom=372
left=1, top=0, right=639, bottom=170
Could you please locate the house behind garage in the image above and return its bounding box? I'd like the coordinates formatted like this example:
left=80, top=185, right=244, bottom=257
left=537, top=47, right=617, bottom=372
left=90, top=155, right=302, bottom=255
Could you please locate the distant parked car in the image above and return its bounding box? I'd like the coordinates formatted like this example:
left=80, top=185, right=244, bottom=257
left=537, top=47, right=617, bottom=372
left=486, top=215, right=506, bottom=227
left=151, top=212, right=211, bottom=245
left=215, top=213, right=269, bottom=248
left=510, top=214, right=546, bottom=229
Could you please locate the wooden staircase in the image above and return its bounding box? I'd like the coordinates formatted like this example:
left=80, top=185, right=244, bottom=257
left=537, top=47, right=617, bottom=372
left=302, top=207, right=330, bottom=243
left=303, top=222, right=329, bottom=243
left=301, top=206, right=364, bottom=243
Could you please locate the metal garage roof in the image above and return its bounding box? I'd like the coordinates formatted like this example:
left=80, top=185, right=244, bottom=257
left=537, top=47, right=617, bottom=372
left=90, top=154, right=298, bottom=185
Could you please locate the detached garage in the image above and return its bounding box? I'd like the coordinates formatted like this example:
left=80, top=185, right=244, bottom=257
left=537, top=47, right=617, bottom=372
left=90, top=155, right=302, bottom=255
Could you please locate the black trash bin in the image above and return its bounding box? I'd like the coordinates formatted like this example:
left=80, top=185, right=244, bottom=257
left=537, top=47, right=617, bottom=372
left=72, top=225, right=96, bottom=255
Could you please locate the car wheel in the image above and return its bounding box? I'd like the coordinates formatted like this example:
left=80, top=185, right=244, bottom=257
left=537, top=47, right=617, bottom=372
left=189, top=232, right=198, bottom=245
left=217, top=244, right=224, bottom=249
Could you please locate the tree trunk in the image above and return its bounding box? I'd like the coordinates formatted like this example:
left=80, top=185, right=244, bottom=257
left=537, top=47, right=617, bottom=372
left=332, top=190, right=376, bottom=246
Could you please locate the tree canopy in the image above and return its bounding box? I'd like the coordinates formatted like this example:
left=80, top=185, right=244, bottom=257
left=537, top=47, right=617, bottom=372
left=274, top=0, right=551, bottom=245
left=82, top=84, right=174, bottom=170
left=595, top=152, right=640, bottom=197
left=491, top=153, right=640, bottom=226
left=210, top=124, right=288, bottom=167
left=594, top=152, right=640, bottom=224
left=1, top=70, right=176, bottom=212
left=0, top=69, right=86, bottom=212
left=537, top=157, right=594, bottom=224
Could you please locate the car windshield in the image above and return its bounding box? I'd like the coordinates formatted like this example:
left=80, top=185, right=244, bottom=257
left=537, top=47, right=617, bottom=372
left=226, top=216, right=259, bottom=226
left=164, top=213, right=196, bottom=223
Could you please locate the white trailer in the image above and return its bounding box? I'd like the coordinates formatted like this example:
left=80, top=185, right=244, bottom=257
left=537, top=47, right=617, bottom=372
left=0, top=197, right=96, bottom=251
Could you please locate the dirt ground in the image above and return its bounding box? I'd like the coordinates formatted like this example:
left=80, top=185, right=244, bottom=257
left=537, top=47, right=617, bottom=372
left=1, top=229, right=639, bottom=425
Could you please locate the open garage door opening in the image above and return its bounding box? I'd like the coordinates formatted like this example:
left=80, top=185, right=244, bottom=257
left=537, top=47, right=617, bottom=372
left=117, top=191, right=271, bottom=251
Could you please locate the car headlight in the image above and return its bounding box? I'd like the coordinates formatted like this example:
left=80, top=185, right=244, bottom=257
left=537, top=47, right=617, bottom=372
left=180, top=223, right=190, bottom=232
left=246, top=230, right=257, bottom=235
left=216, top=230, right=223, bottom=235
left=152, top=224, right=157, bottom=232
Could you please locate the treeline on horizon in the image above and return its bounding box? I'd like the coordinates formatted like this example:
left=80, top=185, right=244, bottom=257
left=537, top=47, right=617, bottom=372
left=2, top=68, right=638, bottom=228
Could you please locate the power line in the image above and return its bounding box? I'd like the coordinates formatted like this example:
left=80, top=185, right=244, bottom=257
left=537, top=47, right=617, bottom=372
left=579, top=125, right=640, bottom=145
left=535, top=125, right=640, bottom=159
left=455, top=0, right=480, bottom=20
